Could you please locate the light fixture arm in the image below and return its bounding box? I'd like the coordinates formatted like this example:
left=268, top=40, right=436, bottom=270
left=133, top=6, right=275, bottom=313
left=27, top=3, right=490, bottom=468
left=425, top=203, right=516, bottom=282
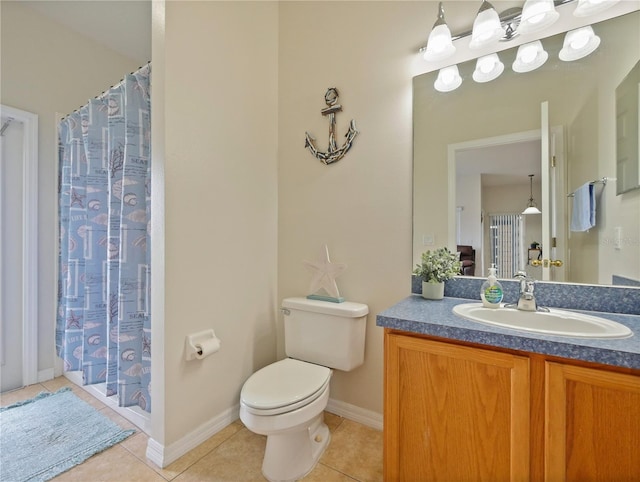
left=433, top=2, right=447, bottom=28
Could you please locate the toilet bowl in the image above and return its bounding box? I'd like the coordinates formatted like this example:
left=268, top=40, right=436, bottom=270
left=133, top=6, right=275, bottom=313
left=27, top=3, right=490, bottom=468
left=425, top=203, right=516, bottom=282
left=239, top=297, right=368, bottom=482
left=240, top=358, right=332, bottom=482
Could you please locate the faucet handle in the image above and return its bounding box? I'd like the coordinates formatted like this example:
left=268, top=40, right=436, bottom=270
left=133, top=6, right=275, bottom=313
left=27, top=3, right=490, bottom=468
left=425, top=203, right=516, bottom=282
left=524, top=278, right=536, bottom=293
left=514, top=271, right=528, bottom=279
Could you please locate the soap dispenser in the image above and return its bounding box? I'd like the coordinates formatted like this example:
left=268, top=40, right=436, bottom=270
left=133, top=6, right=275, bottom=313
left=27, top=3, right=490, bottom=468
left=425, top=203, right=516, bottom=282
left=481, top=264, right=503, bottom=308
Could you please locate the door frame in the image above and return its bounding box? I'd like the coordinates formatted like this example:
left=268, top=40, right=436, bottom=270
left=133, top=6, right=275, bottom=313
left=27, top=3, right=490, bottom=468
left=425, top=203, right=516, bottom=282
left=447, top=129, right=542, bottom=276
left=1, top=104, right=38, bottom=388
left=447, top=126, right=566, bottom=280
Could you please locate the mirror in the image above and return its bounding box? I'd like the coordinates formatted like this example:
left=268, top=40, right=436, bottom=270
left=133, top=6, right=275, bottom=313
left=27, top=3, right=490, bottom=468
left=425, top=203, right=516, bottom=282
left=414, top=9, right=640, bottom=287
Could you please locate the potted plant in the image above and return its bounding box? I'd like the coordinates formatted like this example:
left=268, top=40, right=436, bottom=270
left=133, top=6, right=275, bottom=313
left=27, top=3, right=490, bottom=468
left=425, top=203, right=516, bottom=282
left=413, top=247, right=462, bottom=300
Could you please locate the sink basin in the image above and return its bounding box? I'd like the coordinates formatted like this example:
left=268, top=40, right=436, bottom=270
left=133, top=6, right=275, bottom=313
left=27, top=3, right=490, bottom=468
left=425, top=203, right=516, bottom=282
left=452, top=303, right=633, bottom=339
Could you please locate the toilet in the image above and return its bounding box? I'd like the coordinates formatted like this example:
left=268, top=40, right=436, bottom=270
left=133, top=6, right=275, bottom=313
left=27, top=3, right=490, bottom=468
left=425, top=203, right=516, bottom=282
left=239, top=297, right=368, bottom=482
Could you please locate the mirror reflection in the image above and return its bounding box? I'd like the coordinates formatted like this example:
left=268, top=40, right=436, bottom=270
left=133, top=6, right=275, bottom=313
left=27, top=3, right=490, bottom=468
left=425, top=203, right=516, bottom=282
left=414, top=10, right=640, bottom=287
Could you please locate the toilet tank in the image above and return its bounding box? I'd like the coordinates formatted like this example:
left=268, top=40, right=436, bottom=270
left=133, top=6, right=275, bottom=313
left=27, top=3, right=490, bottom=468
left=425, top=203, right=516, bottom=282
left=282, top=297, right=368, bottom=371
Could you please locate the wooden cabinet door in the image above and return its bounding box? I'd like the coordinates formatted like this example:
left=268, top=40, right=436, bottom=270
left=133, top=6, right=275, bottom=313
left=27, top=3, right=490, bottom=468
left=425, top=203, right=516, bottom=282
left=384, top=333, right=530, bottom=481
left=545, top=362, right=640, bottom=481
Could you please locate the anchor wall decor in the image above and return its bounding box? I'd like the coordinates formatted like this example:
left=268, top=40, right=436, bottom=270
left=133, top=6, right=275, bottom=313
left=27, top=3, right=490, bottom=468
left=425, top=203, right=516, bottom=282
left=304, top=88, right=358, bottom=165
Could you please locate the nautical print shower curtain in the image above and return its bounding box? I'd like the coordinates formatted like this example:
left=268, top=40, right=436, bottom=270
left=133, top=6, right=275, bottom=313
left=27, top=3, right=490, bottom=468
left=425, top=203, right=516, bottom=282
left=56, top=64, right=151, bottom=412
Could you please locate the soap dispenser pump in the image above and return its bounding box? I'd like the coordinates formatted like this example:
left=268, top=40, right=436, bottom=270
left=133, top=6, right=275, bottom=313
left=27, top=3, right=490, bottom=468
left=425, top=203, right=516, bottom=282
left=481, top=264, right=504, bottom=308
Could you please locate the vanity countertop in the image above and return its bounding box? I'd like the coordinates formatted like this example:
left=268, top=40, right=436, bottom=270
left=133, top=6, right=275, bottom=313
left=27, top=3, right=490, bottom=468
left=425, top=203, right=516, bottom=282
left=376, top=295, right=640, bottom=370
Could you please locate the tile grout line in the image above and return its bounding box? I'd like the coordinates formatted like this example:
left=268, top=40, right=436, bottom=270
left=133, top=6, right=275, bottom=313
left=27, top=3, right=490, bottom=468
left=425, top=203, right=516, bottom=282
left=119, top=422, right=248, bottom=481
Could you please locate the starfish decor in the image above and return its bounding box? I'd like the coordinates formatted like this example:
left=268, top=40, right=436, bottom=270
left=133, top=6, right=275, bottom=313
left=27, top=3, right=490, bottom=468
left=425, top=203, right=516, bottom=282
left=303, top=245, right=346, bottom=303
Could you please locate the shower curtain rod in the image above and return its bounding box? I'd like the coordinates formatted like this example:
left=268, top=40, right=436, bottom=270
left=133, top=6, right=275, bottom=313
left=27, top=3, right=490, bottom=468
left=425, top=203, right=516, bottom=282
left=62, top=61, right=151, bottom=121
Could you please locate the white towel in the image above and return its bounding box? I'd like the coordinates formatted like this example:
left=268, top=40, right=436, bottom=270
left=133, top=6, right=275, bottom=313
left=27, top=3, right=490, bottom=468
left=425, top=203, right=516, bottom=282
left=570, top=182, right=596, bottom=232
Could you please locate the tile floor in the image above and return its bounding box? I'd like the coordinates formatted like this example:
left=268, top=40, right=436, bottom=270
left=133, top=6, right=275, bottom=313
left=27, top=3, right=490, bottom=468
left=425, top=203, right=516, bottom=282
left=1, top=377, right=383, bottom=481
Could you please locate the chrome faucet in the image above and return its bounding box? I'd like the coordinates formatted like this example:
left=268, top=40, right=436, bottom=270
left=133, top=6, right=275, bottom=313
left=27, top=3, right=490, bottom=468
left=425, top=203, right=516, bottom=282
left=514, top=271, right=538, bottom=311
left=503, top=271, right=550, bottom=312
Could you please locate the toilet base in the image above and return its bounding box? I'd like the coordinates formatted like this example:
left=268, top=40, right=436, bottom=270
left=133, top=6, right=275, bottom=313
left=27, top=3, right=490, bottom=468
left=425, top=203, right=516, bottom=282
left=262, top=413, right=330, bottom=482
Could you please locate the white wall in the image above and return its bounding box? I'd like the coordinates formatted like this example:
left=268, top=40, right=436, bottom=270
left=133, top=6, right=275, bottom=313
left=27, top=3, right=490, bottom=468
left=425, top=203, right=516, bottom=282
left=0, top=1, right=142, bottom=376
left=278, top=1, right=420, bottom=415
left=155, top=1, right=279, bottom=447
left=3, top=0, right=421, bottom=451
left=594, top=12, right=640, bottom=284
left=456, top=174, right=482, bottom=249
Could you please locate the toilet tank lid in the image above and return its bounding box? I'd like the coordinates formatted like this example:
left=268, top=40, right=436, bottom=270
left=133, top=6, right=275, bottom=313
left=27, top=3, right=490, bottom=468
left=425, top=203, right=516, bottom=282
left=282, top=297, right=369, bottom=317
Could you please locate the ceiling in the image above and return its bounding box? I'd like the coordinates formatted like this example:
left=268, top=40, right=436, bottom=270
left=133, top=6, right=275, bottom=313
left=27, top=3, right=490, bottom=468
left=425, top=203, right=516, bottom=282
left=21, top=0, right=533, bottom=188
left=20, top=0, right=526, bottom=67
left=457, top=139, right=542, bottom=187
left=22, top=0, right=151, bottom=65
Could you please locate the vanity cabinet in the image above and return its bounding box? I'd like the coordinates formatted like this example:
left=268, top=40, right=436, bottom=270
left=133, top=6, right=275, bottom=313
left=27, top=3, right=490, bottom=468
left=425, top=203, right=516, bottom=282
left=545, top=362, right=640, bottom=481
left=384, top=330, right=640, bottom=482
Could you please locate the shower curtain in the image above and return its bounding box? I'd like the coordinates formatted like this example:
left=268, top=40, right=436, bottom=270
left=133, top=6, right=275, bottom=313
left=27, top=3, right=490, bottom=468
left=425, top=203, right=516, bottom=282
left=56, top=64, right=151, bottom=412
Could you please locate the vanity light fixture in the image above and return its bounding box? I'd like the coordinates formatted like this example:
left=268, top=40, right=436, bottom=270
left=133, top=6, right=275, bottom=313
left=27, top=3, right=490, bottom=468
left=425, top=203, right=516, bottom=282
left=423, top=2, right=456, bottom=62
left=473, top=53, right=505, bottom=83
left=513, top=40, right=549, bottom=72
left=469, top=0, right=504, bottom=49
left=523, top=174, right=542, bottom=215
left=573, top=0, right=620, bottom=17
left=434, top=65, right=463, bottom=92
left=418, top=0, right=615, bottom=92
left=518, top=0, right=560, bottom=35
left=559, top=25, right=601, bottom=61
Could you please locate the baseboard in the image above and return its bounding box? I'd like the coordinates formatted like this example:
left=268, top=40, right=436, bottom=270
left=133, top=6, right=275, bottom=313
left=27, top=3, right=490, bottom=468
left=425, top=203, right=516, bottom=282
left=146, top=403, right=240, bottom=468
left=326, top=398, right=383, bottom=431
left=145, top=398, right=380, bottom=467
left=37, top=368, right=54, bottom=383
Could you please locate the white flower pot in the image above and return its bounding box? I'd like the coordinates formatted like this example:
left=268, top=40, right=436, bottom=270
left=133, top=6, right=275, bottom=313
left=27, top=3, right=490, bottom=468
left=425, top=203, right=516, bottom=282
left=422, top=281, right=445, bottom=300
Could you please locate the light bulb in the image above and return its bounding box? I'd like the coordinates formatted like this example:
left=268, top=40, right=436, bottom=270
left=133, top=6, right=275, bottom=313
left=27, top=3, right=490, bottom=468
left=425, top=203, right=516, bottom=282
left=574, top=0, right=619, bottom=17
left=519, top=0, right=559, bottom=34
left=525, top=4, right=549, bottom=25
left=559, top=26, right=600, bottom=61
left=479, top=57, right=495, bottom=74
left=434, top=65, right=462, bottom=92
left=470, top=1, right=503, bottom=49
left=521, top=44, right=538, bottom=64
left=423, top=3, right=456, bottom=62
left=441, top=69, right=455, bottom=84
left=473, top=54, right=504, bottom=83
left=570, top=31, right=590, bottom=50
left=513, top=41, right=548, bottom=73
left=429, top=27, right=449, bottom=53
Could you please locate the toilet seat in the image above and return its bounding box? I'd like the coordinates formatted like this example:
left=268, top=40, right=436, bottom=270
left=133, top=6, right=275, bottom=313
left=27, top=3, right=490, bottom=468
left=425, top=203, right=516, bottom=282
left=241, top=358, right=331, bottom=416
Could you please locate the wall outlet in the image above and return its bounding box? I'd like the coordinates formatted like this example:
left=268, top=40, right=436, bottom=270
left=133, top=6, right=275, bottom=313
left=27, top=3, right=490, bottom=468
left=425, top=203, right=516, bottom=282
left=614, top=227, right=622, bottom=250
left=423, top=234, right=435, bottom=246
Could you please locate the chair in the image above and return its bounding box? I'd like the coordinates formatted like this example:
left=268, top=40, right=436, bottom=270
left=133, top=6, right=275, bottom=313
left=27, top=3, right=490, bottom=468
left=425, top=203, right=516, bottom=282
left=457, top=245, right=476, bottom=276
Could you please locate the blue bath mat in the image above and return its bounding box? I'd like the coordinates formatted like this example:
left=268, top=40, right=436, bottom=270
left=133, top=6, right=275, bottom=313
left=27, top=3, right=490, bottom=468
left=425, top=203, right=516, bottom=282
left=0, top=387, right=135, bottom=482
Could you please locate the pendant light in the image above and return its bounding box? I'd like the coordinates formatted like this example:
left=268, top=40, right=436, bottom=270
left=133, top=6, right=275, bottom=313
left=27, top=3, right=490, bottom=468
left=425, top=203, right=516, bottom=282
left=523, top=174, right=541, bottom=215
left=423, top=2, right=456, bottom=62
left=469, top=0, right=504, bottom=50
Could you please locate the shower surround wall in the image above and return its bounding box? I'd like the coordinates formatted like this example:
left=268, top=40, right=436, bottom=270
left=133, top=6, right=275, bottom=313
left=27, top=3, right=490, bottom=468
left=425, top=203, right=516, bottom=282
left=0, top=1, right=142, bottom=379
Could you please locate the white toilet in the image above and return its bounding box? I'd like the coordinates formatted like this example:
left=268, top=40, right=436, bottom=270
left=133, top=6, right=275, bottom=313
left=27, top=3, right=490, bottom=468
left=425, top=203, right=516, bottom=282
left=239, top=297, right=368, bottom=482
